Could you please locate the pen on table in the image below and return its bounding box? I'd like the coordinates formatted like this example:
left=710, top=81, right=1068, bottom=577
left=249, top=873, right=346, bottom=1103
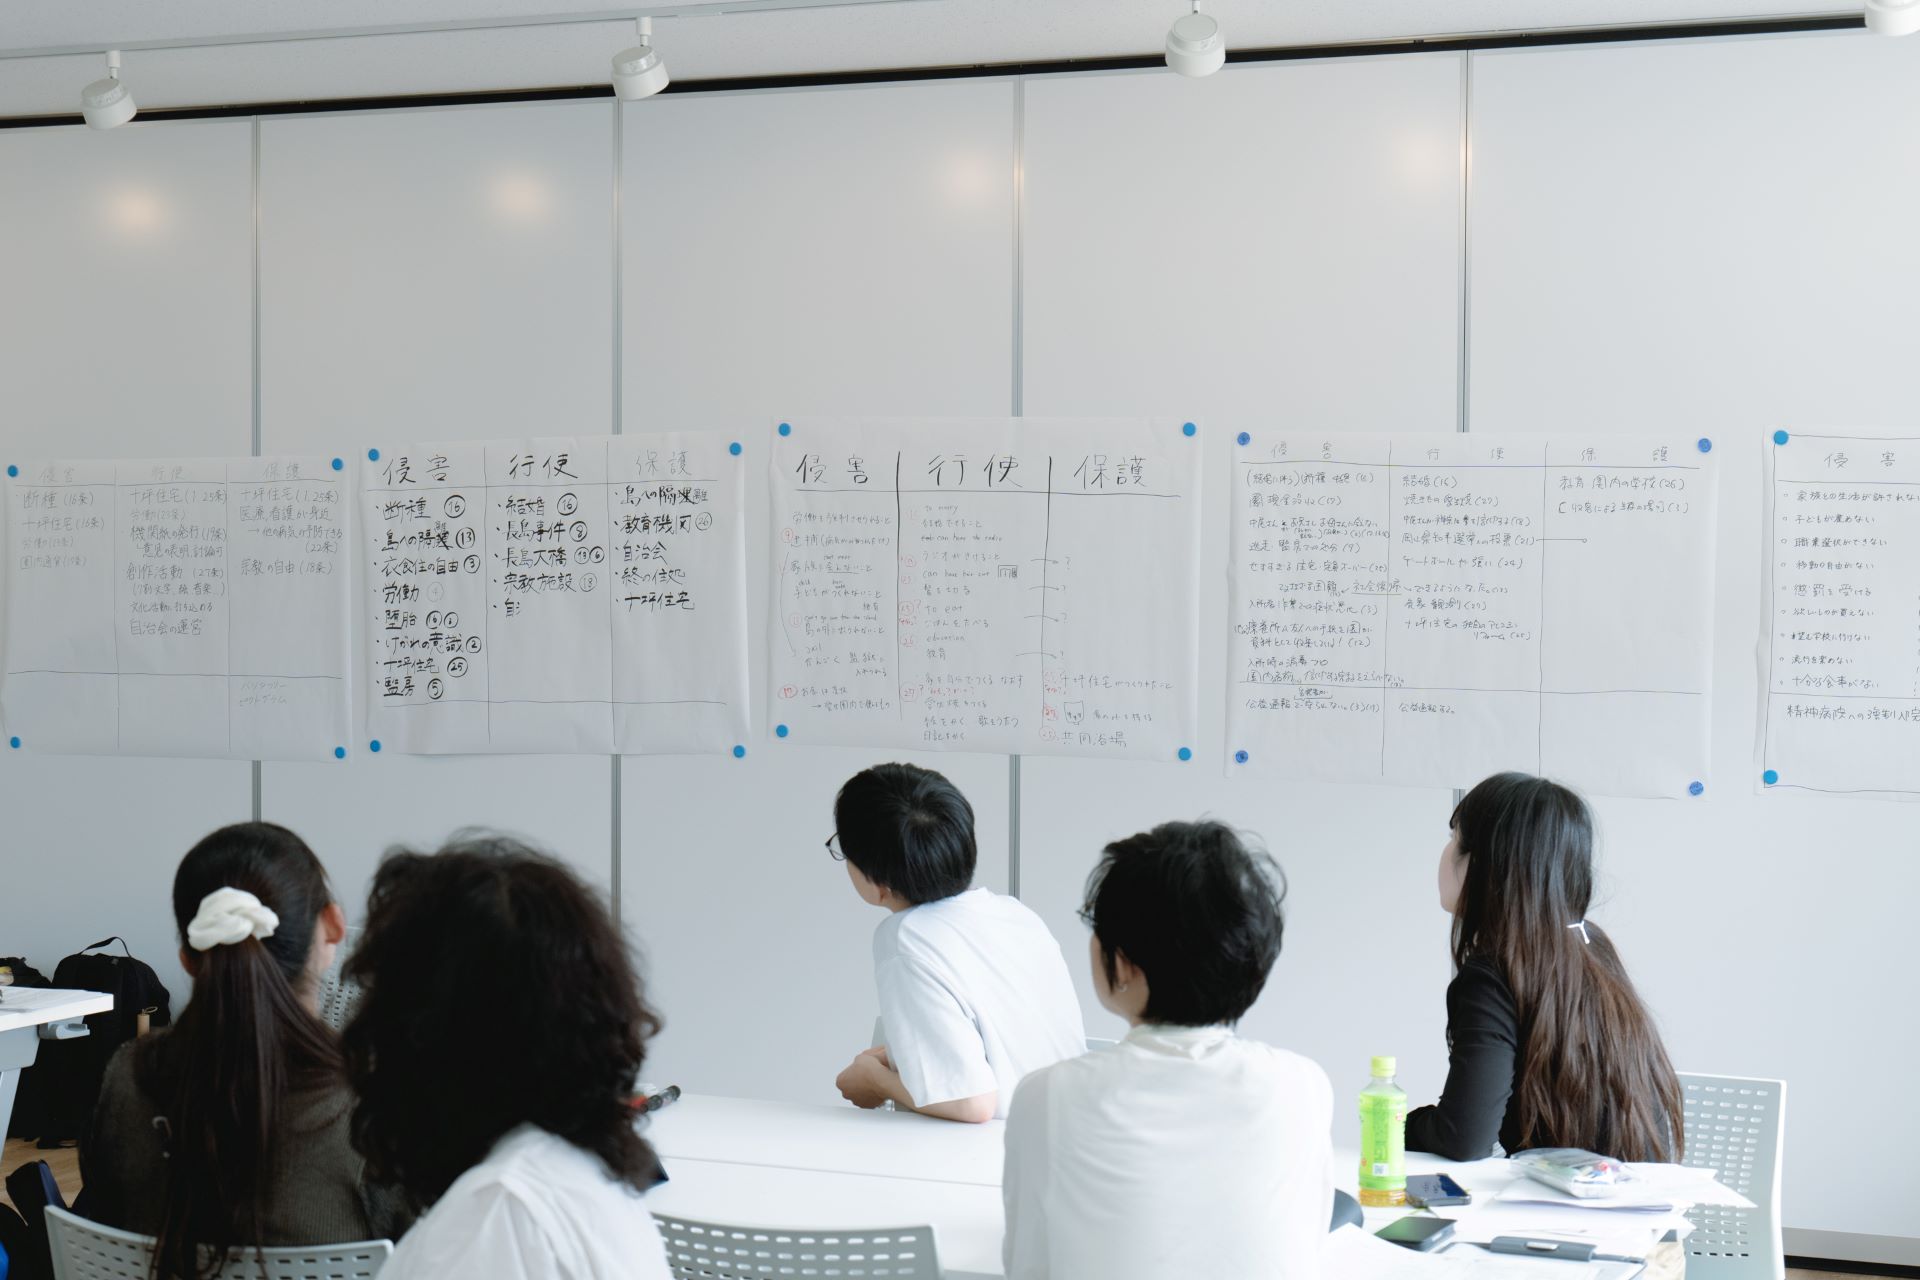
left=633, top=1084, right=681, bottom=1114
left=1488, top=1236, right=1646, bottom=1265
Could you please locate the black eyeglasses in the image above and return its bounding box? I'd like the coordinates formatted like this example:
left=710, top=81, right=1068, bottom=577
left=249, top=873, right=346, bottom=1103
left=826, top=833, right=845, bottom=862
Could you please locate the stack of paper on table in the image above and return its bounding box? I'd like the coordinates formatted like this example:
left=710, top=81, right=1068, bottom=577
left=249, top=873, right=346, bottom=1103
left=1323, top=1226, right=1642, bottom=1280
left=1441, top=1161, right=1752, bottom=1258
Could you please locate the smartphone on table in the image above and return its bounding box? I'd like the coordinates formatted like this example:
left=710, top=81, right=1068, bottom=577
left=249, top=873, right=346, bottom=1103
left=1405, top=1172, right=1472, bottom=1208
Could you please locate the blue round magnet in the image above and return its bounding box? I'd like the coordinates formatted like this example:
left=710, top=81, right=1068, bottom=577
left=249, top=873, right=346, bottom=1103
left=331, top=457, right=344, bottom=471
left=367, top=448, right=381, bottom=462
left=775, top=723, right=789, bottom=738
left=732, top=744, right=746, bottom=758
left=1177, top=747, right=1192, bottom=762
left=778, top=423, right=792, bottom=437
left=729, top=442, right=742, bottom=456
left=1234, top=749, right=1249, bottom=765
left=334, top=746, right=346, bottom=760
left=5, top=465, right=16, bottom=478
left=1688, top=780, right=1704, bottom=796
left=8, top=736, right=19, bottom=749
left=1762, top=769, right=1778, bottom=786
left=1772, top=430, right=1789, bottom=446
left=1182, top=422, right=1196, bottom=437
left=1696, top=438, right=1712, bottom=454
left=1236, top=432, right=1250, bottom=446
left=369, top=739, right=383, bottom=753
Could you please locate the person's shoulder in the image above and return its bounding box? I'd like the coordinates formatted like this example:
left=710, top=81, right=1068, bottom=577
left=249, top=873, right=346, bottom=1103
left=1453, top=954, right=1517, bottom=1001
left=97, top=1035, right=160, bottom=1110
left=1234, top=1038, right=1335, bottom=1109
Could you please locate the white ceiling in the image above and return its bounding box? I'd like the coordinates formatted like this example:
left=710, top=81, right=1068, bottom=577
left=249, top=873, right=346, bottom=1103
left=0, top=1, right=1864, bottom=119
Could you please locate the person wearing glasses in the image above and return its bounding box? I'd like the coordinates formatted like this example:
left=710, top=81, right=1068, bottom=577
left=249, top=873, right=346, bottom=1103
left=1001, top=821, right=1332, bottom=1278
left=829, top=762, right=1084, bottom=1123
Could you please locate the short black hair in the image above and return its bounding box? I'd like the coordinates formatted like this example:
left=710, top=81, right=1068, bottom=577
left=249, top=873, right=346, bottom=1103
left=343, top=833, right=663, bottom=1206
left=1081, top=821, right=1286, bottom=1028
left=833, top=763, right=977, bottom=906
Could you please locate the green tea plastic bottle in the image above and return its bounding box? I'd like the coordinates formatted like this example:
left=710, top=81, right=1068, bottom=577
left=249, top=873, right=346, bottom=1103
left=1358, top=1054, right=1408, bottom=1207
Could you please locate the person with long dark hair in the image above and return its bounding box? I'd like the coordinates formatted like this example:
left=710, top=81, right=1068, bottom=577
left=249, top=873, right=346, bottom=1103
left=1407, top=772, right=1684, bottom=1162
left=81, top=822, right=407, bottom=1278
left=1001, top=822, right=1332, bottom=1279
left=342, top=834, right=671, bottom=1280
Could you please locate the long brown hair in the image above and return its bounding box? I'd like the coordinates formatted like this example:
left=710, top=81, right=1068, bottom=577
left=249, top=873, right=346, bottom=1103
left=1451, top=773, right=1682, bottom=1161
left=137, top=822, right=343, bottom=1279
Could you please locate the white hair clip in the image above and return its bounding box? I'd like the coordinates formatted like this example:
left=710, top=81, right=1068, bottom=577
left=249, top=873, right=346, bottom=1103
left=187, top=887, right=280, bottom=952
left=1568, top=920, right=1591, bottom=945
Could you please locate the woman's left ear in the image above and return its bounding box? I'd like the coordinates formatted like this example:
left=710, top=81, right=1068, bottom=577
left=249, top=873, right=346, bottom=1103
left=321, top=900, right=348, bottom=946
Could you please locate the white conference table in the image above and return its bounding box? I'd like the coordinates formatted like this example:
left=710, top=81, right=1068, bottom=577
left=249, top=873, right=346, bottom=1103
left=0, top=988, right=114, bottom=1138
left=642, top=1093, right=1488, bottom=1280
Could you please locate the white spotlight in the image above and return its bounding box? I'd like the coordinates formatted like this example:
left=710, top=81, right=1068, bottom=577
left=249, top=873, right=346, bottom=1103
left=1166, top=3, right=1225, bottom=78
left=612, top=17, right=670, bottom=101
left=81, top=49, right=137, bottom=130
left=1866, top=0, right=1920, bottom=35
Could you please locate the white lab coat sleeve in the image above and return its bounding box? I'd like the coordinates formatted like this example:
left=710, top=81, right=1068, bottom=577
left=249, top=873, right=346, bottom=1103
left=1001, top=1065, right=1054, bottom=1279
left=875, top=952, right=996, bottom=1107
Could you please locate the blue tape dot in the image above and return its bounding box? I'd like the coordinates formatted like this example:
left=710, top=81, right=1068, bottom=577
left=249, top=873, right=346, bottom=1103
left=1688, top=780, right=1704, bottom=796
left=1234, top=749, right=1249, bottom=765
left=775, top=723, right=790, bottom=738
left=778, top=422, right=792, bottom=437
left=333, top=746, right=346, bottom=760
left=1773, top=430, right=1789, bottom=446
left=731, top=744, right=746, bottom=759
left=1177, top=746, right=1192, bottom=762
left=729, top=441, right=742, bottom=456
left=1696, top=438, right=1712, bottom=454
left=8, top=736, right=20, bottom=750
left=5, top=465, right=16, bottom=478
left=1182, top=422, right=1197, bottom=437
left=369, top=739, right=383, bottom=753
left=1762, top=769, right=1779, bottom=786
left=1236, top=432, right=1250, bottom=447
left=367, top=448, right=381, bottom=462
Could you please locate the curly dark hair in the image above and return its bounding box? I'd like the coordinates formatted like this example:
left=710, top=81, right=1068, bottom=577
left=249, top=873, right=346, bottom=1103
left=342, top=833, right=663, bottom=1206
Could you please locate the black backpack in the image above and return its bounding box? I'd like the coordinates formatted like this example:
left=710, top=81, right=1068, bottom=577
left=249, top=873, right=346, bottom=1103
left=16, top=938, right=172, bottom=1146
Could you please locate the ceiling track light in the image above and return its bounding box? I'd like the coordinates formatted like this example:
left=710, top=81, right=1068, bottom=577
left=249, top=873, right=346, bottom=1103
left=1165, top=1, right=1226, bottom=78
left=1866, top=0, right=1920, bottom=35
left=81, top=48, right=137, bottom=129
left=612, top=16, right=671, bottom=101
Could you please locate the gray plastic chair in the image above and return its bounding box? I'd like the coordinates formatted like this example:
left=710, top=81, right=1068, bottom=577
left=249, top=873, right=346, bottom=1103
left=655, top=1215, right=940, bottom=1279
left=45, top=1206, right=391, bottom=1280
left=1677, top=1072, right=1786, bottom=1280
left=315, top=925, right=363, bottom=1033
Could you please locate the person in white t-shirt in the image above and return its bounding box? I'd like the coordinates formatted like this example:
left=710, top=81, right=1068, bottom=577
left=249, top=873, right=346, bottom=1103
left=340, top=835, right=673, bottom=1280
left=1002, top=820, right=1334, bottom=1279
left=830, top=763, right=1085, bottom=1123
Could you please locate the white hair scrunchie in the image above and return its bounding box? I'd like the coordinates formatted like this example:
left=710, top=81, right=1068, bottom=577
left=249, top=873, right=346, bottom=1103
left=187, top=887, right=280, bottom=952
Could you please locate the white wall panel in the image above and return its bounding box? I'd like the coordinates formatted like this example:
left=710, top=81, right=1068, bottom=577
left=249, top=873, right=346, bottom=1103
left=0, top=120, right=254, bottom=1007
left=619, top=81, right=1019, bottom=1101
left=1468, top=30, right=1920, bottom=1243
left=257, top=101, right=619, bottom=913
left=1019, top=56, right=1467, bottom=1140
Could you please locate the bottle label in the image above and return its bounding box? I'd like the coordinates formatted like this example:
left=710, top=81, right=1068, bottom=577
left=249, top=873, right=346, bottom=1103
left=1358, top=1091, right=1407, bottom=1191
left=1372, top=1162, right=1392, bottom=1177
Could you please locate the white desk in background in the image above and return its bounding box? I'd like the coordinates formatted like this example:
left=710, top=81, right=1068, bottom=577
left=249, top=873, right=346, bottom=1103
left=642, top=1095, right=1685, bottom=1280
left=0, top=988, right=114, bottom=1138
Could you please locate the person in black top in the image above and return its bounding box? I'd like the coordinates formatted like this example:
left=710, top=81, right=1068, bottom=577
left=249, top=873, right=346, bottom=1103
left=1406, top=772, right=1683, bottom=1163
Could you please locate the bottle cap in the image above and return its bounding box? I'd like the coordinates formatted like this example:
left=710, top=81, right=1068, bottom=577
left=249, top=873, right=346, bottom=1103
left=1371, top=1055, right=1396, bottom=1078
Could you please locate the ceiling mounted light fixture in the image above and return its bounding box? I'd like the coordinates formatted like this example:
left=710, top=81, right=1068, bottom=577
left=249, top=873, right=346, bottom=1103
left=1866, top=0, right=1920, bottom=35
left=1166, top=2, right=1225, bottom=77
left=81, top=49, right=137, bottom=129
left=612, top=17, right=670, bottom=100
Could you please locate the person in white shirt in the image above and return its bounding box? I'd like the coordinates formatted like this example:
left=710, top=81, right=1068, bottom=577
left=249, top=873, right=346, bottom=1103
left=1002, top=820, right=1333, bottom=1279
left=339, top=835, right=673, bottom=1280
left=830, top=763, right=1085, bottom=1123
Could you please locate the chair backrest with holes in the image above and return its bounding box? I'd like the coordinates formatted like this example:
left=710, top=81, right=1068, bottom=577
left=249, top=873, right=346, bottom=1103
left=654, top=1215, right=940, bottom=1280
left=44, top=1206, right=392, bottom=1280
left=316, top=926, right=364, bottom=1033
left=1677, top=1073, right=1786, bottom=1280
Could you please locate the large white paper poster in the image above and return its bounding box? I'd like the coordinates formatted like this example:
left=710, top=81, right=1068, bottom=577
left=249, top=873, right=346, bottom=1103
left=769, top=418, right=1201, bottom=760
left=362, top=435, right=749, bottom=756
left=3, top=456, right=350, bottom=759
left=1760, top=430, right=1920, bottom=799
left=1227, top=433, right=1718, bottom=798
